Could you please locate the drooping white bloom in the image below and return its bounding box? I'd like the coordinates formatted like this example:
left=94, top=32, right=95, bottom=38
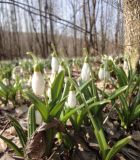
left=32, top=71, right=45, bottom=96
left=35, top=110, right=42, bottom=125
left=2, top=78, right=9, bottom=85
left=12, top=66, right=23, bottom=80
left=98, top=67, right=110, bottom=81
left=123, top=60, right=129, bottom=76
left=51, top=56, right=59, bottom=73
left=58, top=65, right=64, bottom=73
left=67, top=90, right=77, bottom=108
left=81, top=62, right=91, bottom=82
left=50, top=72, right=56, bottom=84
left=47, top=87, right=51, bottom=99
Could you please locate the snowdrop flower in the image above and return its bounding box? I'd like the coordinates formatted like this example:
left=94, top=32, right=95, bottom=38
left=35, top=110, right=42, bottom=125
left=12, top=66, right=23, bottom=80
left=32, top=64, right=45, bottom=96
left=81, top=56, right=91, bottom=82
left=98, top=66, right=110, bottom=81
left=50, top=72, right=56, bottom=84
left=47, top=87, right=51, bottom=99
left=2, top=78, right=9, bottom=85
left=67, top=85, right=77, bottom=108
left=123, top=60, right=129, bottom=75
left=58, top=61, right=65, bottom=73
left=51, top=54, right=59, bottom=74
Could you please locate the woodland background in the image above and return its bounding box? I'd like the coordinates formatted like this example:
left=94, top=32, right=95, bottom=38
left=0, top=0, right=124, bottom=59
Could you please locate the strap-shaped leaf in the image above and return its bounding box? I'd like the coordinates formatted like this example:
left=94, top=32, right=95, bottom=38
left=113, top=65, right=127, bottom=87
left=8, top=115, right=27, bottom=147
left=77, top=99, right=110, bottom=126
left=28, top=104, right=36, bottom=138
left=130, top=104, right=140, bottom=122
left=50, top=98, right=66, bottom=118
left=61, top=98, right=110, bottom=123
left=88, top=113, right=109, bottom=159
left=109, top=85, right=128, bottom=100
left=51, top=71, right=65, bottom=103
left=105, top=136, right=131, bottom=160
left=0, top=134, right=24, bottom=156
left=26, top=92, right=49, bottom=121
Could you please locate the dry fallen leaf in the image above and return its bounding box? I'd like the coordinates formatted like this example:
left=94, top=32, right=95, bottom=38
left=0, top=138, right=7, bottom=152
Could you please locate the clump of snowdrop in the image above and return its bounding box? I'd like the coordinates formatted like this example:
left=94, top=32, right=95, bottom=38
left=81, top=55, right=91, bottom=82
left=67, top=85, right=77, bottom=108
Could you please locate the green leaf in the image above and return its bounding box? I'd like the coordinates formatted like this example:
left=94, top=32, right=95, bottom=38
left=105, top=136, right=131, bottom=160
left=8, top=115, right=27, bottom=147
left=88, top=113, right=109, bottom=159
left=109, top=85, right=128, bottom=100
left=61, top=99, right=110, bottom=123
left=130, top=104, right=140, bottom=122
left=50, top=98, right=66, bottom=118
left=113, top=65, right=127, bottom=87
left=28, top=104, right=36, bottom=138
left=51, top=71, right=65, bottom=102
left=26, top=91, right=49, bottom=121
left=0, top=134, right=24, bottom=156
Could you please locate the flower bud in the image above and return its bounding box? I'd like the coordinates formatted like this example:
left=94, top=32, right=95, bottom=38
left=35, top=110, right=42, bottom=125
left=98, top=67, right=110, bottom=81
left=81, top=62, right=91, bottom=82
left=123, top=60, right=129, bottom=75
left=58, top=65, right=64, bottom=73
left=32, top=64, right=45, bottom=96
left=67, top=85, right=77, bottom=108
left=51, top=55, right=59, bottom=73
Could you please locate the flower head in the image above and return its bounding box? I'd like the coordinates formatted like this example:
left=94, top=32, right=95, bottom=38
left=32, top=64, right=45, bottom=96
left=81, top=56, right=91, bottom=82
left=98, top=66, right=110, bottom=81
left=51, top=54, right=59, bottom=74
left=67, top=85, right=77, bottom=108
left=35, top=110, right=42, bottom=125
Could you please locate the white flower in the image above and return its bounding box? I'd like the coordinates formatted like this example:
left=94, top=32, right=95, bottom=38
left=2, top=78, right=9, bottom=85
left=81, top=62, right=91, bottom=82
left=98, top=67, right=110, bottom=81
left=58, top=65, right=64, bottom=73
left=51, top=56, right=59, bottom=73
left=123, top=60, right=129, bottom=76
left=35, top=110, right=42, bottom=125
left=123, top=60, right=128, bottom=70
left=12, top=66, right=23, bottom=80
left=50, top=73, right=56, bottom=84
left=67, top=91, right=77, bottom=108
left=47, top=87, right=51, bottom=99
left=32, top=71, right=45, bottom=96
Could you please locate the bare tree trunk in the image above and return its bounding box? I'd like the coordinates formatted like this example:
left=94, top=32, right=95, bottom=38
left=90, top=0, right=98, bottom=55
left=123, top=0, right=140, bottom=70
left=83, top=0, right=89, bottom=52
left=115, top=0, right=121, bottom=55
left=48, top=0, right=58, bottom=54
left=100, top=0, right=106, bottom=54
left=38, top=0, right=46, bottom=58
left=44, top=0, right=49, bottom=57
